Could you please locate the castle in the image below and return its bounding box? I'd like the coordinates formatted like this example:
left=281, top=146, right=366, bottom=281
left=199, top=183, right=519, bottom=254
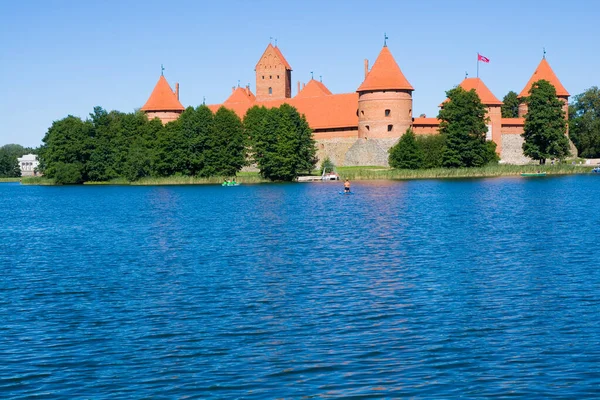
left=140, top=43, right=571, bottom=166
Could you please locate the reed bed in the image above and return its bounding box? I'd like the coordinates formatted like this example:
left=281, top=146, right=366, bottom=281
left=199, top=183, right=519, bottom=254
left=337, top=164, right=594, bottom=180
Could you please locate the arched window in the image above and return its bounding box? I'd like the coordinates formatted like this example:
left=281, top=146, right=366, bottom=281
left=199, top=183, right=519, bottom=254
left=268, top=87, right=272, bottom=95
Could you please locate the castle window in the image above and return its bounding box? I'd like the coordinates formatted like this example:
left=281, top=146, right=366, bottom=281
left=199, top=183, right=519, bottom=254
left=277, top=75, right=280, bottom=79
left=387, top=125, right=393, bottom=132
left=268, top=87, right=272, bottom=95
left=409, top=109, right=412, bottom=117
left=270, top=75, right=272, bottom=79
left=385, top=109, right=391, bottom=117
left=366, top=125, right=370, bottom=131
left=262, top=76, right=265, bottom=79
left=356, top=109, right=359, bottom=117
left=361, top=110, right=365, bottom=116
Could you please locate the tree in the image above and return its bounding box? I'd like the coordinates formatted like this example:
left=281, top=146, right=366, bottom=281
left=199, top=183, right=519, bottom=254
left=0, top=144, right=30, bottom=177
left=522, top=80, right=570, bottom=164
left=416, top=134, right=446, bottom=169
left=569, top=86, right=600, bottom=158
left=257, top=105, right=317, bottom=181
left=439, top=87, right=494, bottom=168
left=203, top=107, right=245, bottom=177
left=501, top=91, right=521, bottom=118
left=388, top=129, right=424, bottom=169
left=243, top=106, right=269, bottom=164
left=39, top=115, right=93, bottom=181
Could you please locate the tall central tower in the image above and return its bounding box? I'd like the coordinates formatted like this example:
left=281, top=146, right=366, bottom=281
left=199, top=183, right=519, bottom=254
left=255, top=43, right=292, bottom=101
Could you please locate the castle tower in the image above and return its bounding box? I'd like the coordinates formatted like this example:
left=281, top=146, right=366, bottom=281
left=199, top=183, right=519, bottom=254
left=356, top=45, right=414, bottom=139
left=451, top=78, right=503, bottom=150
left=255, top=43, right=292, bottom=101
left=141, top=75, right=185, bottom=124
left=517, top=57, right=570, bottom=120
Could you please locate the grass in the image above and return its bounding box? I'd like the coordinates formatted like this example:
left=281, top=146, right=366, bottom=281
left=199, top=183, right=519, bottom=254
left=336, top=164, right=595, bottom=180
left=15, top=164, right=596, bottom=186
left=20, top=176, right=56, bottom=185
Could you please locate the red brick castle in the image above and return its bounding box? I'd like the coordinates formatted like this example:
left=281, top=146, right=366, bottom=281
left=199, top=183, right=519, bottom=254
left=141, top=42, right=571, bottom=165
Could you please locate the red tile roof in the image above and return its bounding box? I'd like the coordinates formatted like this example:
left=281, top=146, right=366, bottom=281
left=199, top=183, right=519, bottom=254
left=208, top=92, right=358, bottom=130
left=295, top=79, right=332, bottom=98
left=255, top=44, right=292, bottom=70
left=141, top=76, right=184, bottom=111
left=519, top=58, right=569, bottom=97
left=225, top=87, right=256, bottom=104
left=440, top=77, right=502, bottom=106
left=357, top=46, right=413, bottom=92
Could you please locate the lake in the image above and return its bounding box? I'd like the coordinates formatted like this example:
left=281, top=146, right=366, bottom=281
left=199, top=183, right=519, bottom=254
left=1, top=176, right=600, bottom=398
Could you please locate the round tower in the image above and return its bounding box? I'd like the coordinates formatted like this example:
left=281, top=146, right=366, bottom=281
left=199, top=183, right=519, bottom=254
left=356, top=45, right=414, bottom=139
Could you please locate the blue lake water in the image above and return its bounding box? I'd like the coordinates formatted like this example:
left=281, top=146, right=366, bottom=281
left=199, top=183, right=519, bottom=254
left=1, top=176, right=600, bottom=398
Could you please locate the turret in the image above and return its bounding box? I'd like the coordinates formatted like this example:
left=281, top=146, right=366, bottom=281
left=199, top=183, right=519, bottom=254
left=255, top=43, right=292, bottom=101
left=356, top=45, right=414, bottom=139
left=141, top=74, right=184, bottom=124
left=518, top=57, right=570, bottom=120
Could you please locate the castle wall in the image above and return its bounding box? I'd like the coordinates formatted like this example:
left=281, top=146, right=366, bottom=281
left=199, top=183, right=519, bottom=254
left=145, top=111, right=182, bottom=124
left=412, top=124, right=439, bottom=135
left=358, top=90, right=412, bottom=139
left=500, top=134, right=531, bottom=164
left=313, top=127, right=358, bottom=141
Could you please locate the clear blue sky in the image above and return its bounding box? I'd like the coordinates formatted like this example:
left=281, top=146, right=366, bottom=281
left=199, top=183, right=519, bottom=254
left=1, top=0, right=598, bottom=147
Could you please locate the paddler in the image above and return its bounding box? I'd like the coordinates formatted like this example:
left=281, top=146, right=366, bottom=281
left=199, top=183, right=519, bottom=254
left=344, top=179, right=351, bottom=193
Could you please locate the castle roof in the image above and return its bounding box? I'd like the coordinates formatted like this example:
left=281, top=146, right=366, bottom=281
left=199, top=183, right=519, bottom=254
left=295, top=79, right=332, bottom=98
left=357, top=46, right=414, bottom=92
left=255, top=43, right=292, bottom=70
left=225, top=86, right=256, bottom=104
left=460, top=78, right=502, bottom=105
left=518, top=58, right=569, bottom=98
left=141, top=75, right=184, bottom=112
left=208, top=92, right=358, bottom=130
left=440, top=77, right=502, bottom=106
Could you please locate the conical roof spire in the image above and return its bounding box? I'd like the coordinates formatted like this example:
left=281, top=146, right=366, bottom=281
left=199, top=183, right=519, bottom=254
left=141, top=75, right=184, bottom=111
left=357, top=46, right=413, bottom=92
left=518, top=58, right=569, bottom=98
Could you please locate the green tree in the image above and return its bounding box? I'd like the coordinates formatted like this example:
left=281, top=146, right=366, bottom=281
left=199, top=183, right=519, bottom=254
left=439, top=86, right=494, bottom=168
left=257, top=104, right=317, bottom=181
left=0, top=144, right=31, bottom=177
left=416, top=134, right=446, bottom=169
left=39, top=115, right=93, bottom=181
left=243, top=105, right=269, bottom=164
left=522, top=80, right=570, bottom=164
left=203, top=107, right=245, bottom=177
left=569, top=86, right=600, bottom=158
left=320, top=157, right=335, bottom=175
left=388, top=128, right=424, bottom=169
left=501, top=91, right=521, bottom=118
left=52, top=162, right=84, bottom=184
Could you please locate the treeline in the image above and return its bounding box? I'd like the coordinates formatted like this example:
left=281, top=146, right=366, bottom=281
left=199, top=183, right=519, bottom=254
left=39, top=104, right=317, bottom=184
left=390, top=80, right=575, bottom=168
left=0, top=144, right=35, bottom=178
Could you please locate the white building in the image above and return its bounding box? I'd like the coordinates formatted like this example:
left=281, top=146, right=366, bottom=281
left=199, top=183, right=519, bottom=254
left=17, top=154, right=39, bottom=176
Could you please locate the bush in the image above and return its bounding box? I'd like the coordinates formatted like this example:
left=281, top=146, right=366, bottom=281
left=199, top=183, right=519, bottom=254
left=389, top=129, right=423, bottom=169
left=320, top=157, right=335, bottom=174
left=52, top=162, right=83, bottom=184
left=416, top=134, right=446, bottom=169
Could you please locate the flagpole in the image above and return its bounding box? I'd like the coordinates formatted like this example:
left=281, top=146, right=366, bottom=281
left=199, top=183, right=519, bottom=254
left=476, top=53, right=479, bottom=78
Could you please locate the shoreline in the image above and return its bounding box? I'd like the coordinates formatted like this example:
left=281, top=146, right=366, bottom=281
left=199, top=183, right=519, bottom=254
left=14, top=164, right=597, bottom=186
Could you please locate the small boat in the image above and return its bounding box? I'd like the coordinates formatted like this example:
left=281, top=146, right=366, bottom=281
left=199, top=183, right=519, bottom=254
left=221, top=182, right=240, bottom=186
left=521, top=172, right=547, bottom=177
left=592, top=167, right=600, bottom=174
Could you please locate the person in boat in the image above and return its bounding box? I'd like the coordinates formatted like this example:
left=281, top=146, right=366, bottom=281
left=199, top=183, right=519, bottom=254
left=344, top=179, right=351, bottom=193
left=232, top=178, right=237, bottom=185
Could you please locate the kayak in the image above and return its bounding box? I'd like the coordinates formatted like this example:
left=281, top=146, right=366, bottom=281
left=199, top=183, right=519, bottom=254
left=339, top=191, right=354, bottom=195
left=521, top=172, right=547, bottom=177
left=221, top=183, right=240, bottom=186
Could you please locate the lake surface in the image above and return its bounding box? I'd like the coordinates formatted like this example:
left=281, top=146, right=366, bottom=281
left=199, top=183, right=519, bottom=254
left=1, top=176, right=600, bottom=398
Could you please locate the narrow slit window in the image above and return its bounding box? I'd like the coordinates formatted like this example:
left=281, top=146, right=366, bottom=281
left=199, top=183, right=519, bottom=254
left=387, top=125, right=393, bottom=132
left=385, top=109, right=391, bottom=117
left=268, top=87, right=273, bottom=95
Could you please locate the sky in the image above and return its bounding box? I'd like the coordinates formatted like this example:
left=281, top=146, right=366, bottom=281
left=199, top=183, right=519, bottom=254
left=1, top=0, right=598, bottom=147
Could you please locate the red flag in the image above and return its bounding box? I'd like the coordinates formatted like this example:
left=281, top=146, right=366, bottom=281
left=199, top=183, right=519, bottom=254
left=478, top=54, right=490, bottom=63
